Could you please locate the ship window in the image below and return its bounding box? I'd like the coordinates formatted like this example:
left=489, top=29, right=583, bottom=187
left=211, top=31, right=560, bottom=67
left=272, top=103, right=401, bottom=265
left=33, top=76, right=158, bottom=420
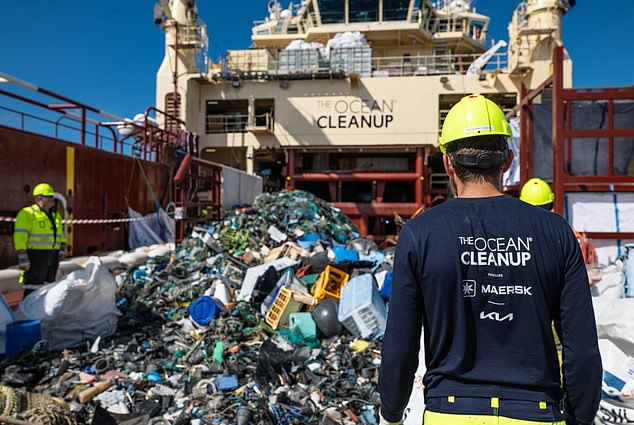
left=383, top=0, right=409, bottom=21
left=424, top=3, right=435, bottom=29
left=306, top=2, right=318, bottom=26
left=470, top=20, right=485, bottom=40
left=255, top=99, right=275, bottom=129
left=206, top=100, right=248, bottom=133
left=349, top=0, right=379, bottom=22
left=318, top=0, right=345, bottom=24
left=411, top=0, right=422, bottom=22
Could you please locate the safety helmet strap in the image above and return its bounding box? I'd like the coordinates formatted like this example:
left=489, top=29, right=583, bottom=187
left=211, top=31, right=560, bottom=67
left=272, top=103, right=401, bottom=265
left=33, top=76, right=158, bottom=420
left=450, top=150, right=508, bottom=169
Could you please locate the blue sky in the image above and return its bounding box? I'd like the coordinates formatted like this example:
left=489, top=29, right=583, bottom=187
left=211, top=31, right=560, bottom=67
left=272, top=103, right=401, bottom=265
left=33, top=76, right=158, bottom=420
left=0, top=0, right=632, bottom=120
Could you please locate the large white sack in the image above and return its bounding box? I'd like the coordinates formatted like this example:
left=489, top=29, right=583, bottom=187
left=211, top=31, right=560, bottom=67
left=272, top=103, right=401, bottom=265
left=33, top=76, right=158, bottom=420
left=592, top=262, right=625, bottom=299
left=594, top=298, right=634, bottom=355
left=595, top=399, right=634, bottom=424
left=16, top=257, right=121, bottom=350
left=593, top=298, right=634, bottom=411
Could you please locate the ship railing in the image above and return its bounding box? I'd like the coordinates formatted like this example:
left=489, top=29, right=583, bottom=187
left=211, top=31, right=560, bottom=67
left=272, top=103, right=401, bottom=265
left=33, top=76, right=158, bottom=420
left=371, top=52, right=506, bottom=76
left=205, top=113, right=274, bottom=134
left=223, top=49, right=506, bottom=79
left=0, top=104, right=128, bottom=153
left=0, top=72, right=189, bottom=161
left=178, top=24, right=209, bottom=74
left=432, top=0, right=475, bottom=13
left=206, top=114, right=249, bottom=134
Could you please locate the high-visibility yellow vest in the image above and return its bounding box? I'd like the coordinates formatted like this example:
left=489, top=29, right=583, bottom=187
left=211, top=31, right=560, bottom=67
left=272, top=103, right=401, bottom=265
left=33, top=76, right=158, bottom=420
left=13, top=204, right=65, bottom=251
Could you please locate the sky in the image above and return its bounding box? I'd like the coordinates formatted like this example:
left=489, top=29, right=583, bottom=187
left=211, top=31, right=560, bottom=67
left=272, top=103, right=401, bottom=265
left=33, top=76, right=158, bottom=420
left=0, top=0, right=632, bottom=121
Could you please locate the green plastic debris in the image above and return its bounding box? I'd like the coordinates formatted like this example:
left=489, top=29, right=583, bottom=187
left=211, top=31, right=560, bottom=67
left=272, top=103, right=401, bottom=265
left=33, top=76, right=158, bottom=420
left=220, top=228, right=250, bottom=253
left=213, top=341, right=224, bottom=364
left=300, top=273, right=320, bottom=289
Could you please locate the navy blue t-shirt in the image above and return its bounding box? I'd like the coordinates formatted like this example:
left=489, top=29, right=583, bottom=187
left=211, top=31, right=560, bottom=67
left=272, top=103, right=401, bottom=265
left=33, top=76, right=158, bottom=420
left=379, top=195, right=602, bottom=424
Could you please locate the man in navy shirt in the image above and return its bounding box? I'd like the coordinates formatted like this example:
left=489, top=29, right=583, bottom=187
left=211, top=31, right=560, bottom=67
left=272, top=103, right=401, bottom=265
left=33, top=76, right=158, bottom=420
left=378, top=95, right=601, bottom=425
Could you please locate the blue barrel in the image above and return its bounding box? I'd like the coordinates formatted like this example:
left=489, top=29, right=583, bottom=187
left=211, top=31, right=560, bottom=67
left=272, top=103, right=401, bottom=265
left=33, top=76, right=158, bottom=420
left=5, top=320, right=41, bottom=358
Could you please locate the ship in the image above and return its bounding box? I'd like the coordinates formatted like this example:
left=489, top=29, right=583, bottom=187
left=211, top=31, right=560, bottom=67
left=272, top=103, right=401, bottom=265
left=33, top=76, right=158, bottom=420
left=1, top=0, right=633, bottom=279
left=155, top=0, right=573, bottom=237
left=154, top=0, right=634, bottom=265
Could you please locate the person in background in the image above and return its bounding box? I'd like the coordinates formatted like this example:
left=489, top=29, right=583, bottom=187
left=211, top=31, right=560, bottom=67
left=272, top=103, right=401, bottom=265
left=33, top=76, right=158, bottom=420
left=520, top=177, right=597, bottom=269
left=13, top=183, right=66, bottom=293
left=379, top=95, right=601, bottom=425
left=520, top=178, right=555, bottom=211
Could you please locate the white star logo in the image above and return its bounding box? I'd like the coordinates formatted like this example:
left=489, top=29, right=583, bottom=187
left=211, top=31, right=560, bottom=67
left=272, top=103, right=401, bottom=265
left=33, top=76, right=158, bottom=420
left=462, top=280, right=476, bottom=297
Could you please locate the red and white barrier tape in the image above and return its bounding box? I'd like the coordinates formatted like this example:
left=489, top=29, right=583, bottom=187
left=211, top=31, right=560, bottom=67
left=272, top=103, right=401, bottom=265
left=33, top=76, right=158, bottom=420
left=0, top=215, right=157, bottom=224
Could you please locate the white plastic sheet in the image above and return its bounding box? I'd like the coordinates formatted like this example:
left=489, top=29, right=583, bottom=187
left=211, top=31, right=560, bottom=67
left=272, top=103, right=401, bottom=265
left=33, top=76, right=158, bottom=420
left=591, top=262, right=625, bottom=299
left=16, top=257, right=121, bottom=350
left=128, top=207, right=175, bottom=249
left=221, top=167, right=263, bottom=209
left=403, top=333, right=426, bottom=425
left=326, top=32, right=370, bottom=50
left=566, top=193, right=634, bottom=265
left=503, top=117, right=520, bottom=187
left=593, top=298, right=634, bottom=424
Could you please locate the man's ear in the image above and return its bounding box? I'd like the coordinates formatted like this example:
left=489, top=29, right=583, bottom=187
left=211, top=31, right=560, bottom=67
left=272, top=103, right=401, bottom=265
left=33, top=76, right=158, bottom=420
left=502, top=149, right=514, bottom=172
left=443, top=154, right=455, bottom=177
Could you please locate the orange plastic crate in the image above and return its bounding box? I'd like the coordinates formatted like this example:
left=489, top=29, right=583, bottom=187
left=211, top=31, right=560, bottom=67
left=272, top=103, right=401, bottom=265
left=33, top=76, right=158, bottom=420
left=265, top=287, right=305, bottom=329
left=311, top=266, right=349, bottom=302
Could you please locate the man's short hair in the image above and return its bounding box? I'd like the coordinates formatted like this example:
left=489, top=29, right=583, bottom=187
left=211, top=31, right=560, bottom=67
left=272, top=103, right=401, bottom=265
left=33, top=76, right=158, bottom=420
left=446, top=135, right=509, bottom=185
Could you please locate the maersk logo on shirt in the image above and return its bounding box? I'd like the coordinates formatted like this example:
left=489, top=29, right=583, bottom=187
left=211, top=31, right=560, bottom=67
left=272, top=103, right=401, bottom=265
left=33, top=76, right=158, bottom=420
left=462, top=280, right=476, bottom=297
left=459, top=236, right=533, bottom=267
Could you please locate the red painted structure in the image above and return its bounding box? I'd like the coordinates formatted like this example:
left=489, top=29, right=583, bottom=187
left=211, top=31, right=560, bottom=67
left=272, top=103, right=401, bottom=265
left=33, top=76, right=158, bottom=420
left=285, top=147, right=425, bottom=236
left=512, top=46, right=634, bottom=241
left=0, top=125, right=169, bottom=268
left=0, top=73, right=219, bottom=268
left=173, top=154, right=223, bottom=241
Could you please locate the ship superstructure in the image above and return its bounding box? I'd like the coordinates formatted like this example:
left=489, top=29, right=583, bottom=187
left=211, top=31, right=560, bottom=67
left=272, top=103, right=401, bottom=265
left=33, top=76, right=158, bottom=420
left=156, top=0, right=574, bottom=235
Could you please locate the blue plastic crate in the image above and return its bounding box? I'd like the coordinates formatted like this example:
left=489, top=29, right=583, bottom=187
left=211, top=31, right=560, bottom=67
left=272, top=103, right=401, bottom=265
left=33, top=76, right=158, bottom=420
left=333, top=246, right=359, bottom=263
left=215, top=375, right=239, bottom=391
left=338, top=274, right=387, bottom=339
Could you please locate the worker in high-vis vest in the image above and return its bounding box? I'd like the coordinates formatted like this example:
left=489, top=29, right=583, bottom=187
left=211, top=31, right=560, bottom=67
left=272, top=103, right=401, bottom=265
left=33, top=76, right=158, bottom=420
left=378, top=95, right=601, bottom=425
left=13, top=183, right=66, bottom=292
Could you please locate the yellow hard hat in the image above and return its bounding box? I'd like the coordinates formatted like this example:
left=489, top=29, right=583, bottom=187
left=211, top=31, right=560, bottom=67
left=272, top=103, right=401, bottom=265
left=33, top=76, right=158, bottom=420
left=33, top=183, right=55, bottom=197
left=439, top=94, right=512, bottom=154
left=520, top=178, right=554, bottom=206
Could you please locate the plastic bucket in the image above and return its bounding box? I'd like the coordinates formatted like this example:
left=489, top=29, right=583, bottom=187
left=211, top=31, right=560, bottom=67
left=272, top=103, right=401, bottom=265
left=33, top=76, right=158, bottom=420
left=189, top=296, right=224, bottom=326
left=5, top=320, right=41, bottom=358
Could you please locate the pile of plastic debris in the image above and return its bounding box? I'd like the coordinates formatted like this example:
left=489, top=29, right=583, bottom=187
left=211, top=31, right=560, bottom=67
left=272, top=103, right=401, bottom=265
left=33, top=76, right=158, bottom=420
left=212, top=190, right=359, bottom=261
left=0, top=190, right=396, bottom=425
